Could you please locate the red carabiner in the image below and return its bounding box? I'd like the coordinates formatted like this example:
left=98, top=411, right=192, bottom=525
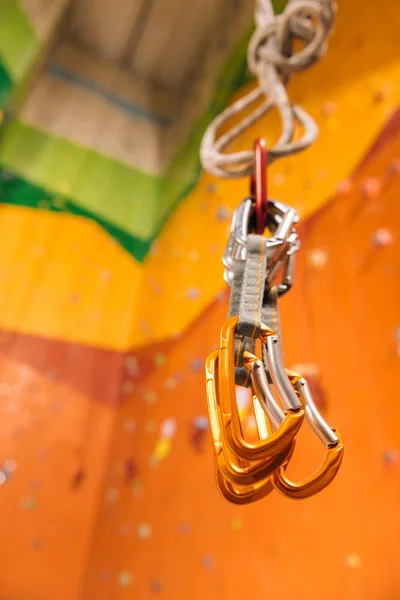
left=250, top=138, right=268, bottom=234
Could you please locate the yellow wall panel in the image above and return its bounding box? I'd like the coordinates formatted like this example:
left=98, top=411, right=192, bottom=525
left=0, top=205, right=143, bottom=349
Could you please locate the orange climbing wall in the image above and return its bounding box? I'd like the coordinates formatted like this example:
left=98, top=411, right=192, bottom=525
left=79, top=117, right=400, bottom=599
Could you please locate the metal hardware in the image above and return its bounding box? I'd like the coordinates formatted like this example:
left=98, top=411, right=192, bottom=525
left=248, top=357, right=285, bottom=429
left=222, top=198, right=252, bottom=275
left=202, top=0, right=341, bottom=506
left=250, top=138, right=268, bottom=234
left=252, top=367, right=344, bottom=499
left=206, top=350, right=293, bottom=488
left=217, top=317, right=304, bottom=461
left=223, top=198, right=300, bottom=296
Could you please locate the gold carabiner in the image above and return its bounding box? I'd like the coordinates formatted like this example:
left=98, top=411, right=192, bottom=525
left=215, top=392, right=297, bottom=505
left=219, top=316, right=304, bottom=461
left=206, top=350, right=275, bottom=503
left=256, top=369, right=344, bottom=500
left=215, top=464, right=275, bottom=505
left=206, top=350, right=293, bottom=488
left=215, top=394, right=297, bottom=505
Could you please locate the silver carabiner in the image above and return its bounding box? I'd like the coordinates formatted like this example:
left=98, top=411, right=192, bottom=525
left=223, top=198, right=300, bottom=295
left=251, top=358, right=340, bottom=449
left=222, top=198, right=252, bottom=281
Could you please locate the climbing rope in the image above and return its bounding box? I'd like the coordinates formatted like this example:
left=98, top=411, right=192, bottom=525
left=200, top=0, right=337, bottom=178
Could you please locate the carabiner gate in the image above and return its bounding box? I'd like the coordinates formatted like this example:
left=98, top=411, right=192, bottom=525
left=206, top=350, right=293, bottom=488
left=253, top=367, right=344, bottom=500
left=218, top=317, right=304, bottom=461
left=251, top=138, right=268, bottom=234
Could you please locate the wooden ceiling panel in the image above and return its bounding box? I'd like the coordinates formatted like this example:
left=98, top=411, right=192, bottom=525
left=19, top=0, right=69, bottom=40
left=64, top=0, right=230, bottom=88
left=68, top=0, right=147, bottom=63
left=142, top=0, right=226, bottom=88
left=129, top=0, right=186, bottom=83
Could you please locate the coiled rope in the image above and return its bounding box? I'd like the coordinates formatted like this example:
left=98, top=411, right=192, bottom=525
left=200, top=0, right=336, bottom=178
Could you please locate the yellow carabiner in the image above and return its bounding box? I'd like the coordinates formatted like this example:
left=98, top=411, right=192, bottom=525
left=206, top=350, right=293, bottom=487
left=215, top=463, right=275, bottom=505
left=261, top=369, right=344, bottom=499
left=207, top=350, right=275, bottom=503
left=218, top=316, right=304, bottom=460
left=215, top=395, right=297, bottom=505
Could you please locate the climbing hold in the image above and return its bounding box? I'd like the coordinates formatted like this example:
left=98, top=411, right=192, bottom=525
left=370, top=228, right=393, bottom=249
left=394, top=327, right=400, bottom=358
left=125, top=355, right=139, bottom=376
left=154, top=353, right=166, bottom=367
left=388, top=158, right=400, bottom=174
left=123, top=419, right=136, bottom=433
left=216, top=206, right=230, bottom=222
left=2, top=459, right=16, bottom=476
left=307, top=249, right=328, bottom=269
left=321, top=101, right=337, bottom=117
left=202, top=555, right=214, bottom=569
left=190, top=417, right=209, bottom=452
left=271, top=173, right=286, bottom=186
left=383, top=448, right=399, bottom=467
left=105, top=488, right=119, bottom=503
left=71, top=468, right=86, bottom=489
left=137, top=523, right=152, bottom=540
left=188, top=250, right=199, bottom=261
left=345, top=553, right=361, bottom=569
left=21, top=497, right=37, bottom=510
left=179, top=522, right=190, bottom=535
left=124, top=459, right=138, bottom=482
left=160, top=418, right=177, bottom=439
left=144, top=391, right=157, bottom=405
left=336, top=180, right=353, bottom=196
left=132, top=479, right=144, bottom=499
left=117, top=571, right=133, bottom=587
left=152, top=439, right=172, bottom=461
left=31, top=539, right=44, bottom=551
left=145, top=421, right=157, bottom=434
left=373, top=83, right=393, bottom=103
left=121, top=380, right=134, bottom=395
left=360, top=177, right=381, bottom=199
left=187, top=287, right=200, bottom=300
left=190, top=358, right=203, bottom=372
left=150, top=579, right=163, bottom=593
left=231, top=517, right=243, bottom=532
left=118, top=523, right=132, bottom=536
left=163, top=378, right=177, bottom=390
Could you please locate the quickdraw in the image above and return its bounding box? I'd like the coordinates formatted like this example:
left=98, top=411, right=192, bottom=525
left=201, top=0, right=342, bottom=504
left=205, top=192, right=344, bottom=504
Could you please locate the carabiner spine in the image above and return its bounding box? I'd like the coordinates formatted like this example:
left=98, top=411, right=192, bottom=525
left=271, top=437, right=344, bottom=500
left=219, top=317, right=304, bottom=461
left=262, top=334, right=303, bottom=411
left=216, top=463, right=275, bottom=505
left=297, top=379, right=339, bottom=447
left=206, top=349, right=294, bottom=486
left=244, top=355, right=285, bottom=429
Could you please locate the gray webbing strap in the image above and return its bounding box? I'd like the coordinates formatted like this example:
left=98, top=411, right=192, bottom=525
left=261, top=286, right=280, bottom=335
left=261, top=286, right=281, bottom=376
left=237, top=235, right=268, bottom=338
left=228, top=234, right=269, bottom=387
left=228, top=257, right=252, bottom=386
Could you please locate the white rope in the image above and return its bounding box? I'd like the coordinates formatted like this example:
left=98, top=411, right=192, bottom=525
left=200, top=0, right=336, bottom=178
